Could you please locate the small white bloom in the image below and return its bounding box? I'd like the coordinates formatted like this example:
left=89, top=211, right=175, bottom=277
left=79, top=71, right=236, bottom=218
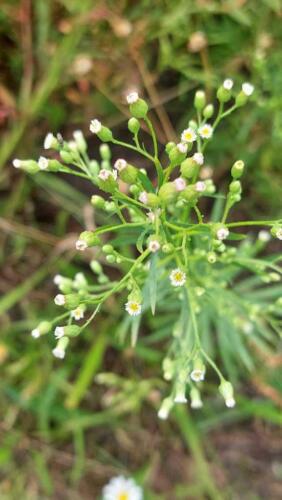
left=52, top=347, right=65, bottom=359
left=195, top=181, right=205, bottom=192
left=126, top=92, right=139, bottom=104
left=138, top=191, right=148, bottom=204
left=181, top=128, right=197, bottom=143
left=75, top=239, right=88, bottom=251
left=225, top=397, right=236, bottom=408
left=258, top=230, right=270, bottom=242
left=125, top=301, right=142, bottom=316
left=98, top=169, right=111, bottom=181
left=276, top=228, right=282, bottom=240
left=174, top=177, right=186, bottom=192
left=38, top=156, right=49, bottom=170
left=242, top=82, right=254, bottom=96
left=31, top=328, right=40, bottom=339
left=12, top=159, right=22, bottom=168
left=169, top=268, right=186, bottom=287
left=73, top=130, right=84, bottom=142
left=44, top=132, right=56, bottom=150
left=114, top=158, right=127, bottom=171
left=191, top=399, right=203, bottom=409
left=199, top=166, right=213, bottom=179
left=148, top=240, right=160, bottom=253
left=71, top=306, right=85, bottom=321
left=54, top=326, right=65, bottom=339
left=216, top=227, right=229, bottom=240
left=146, top=209, right=161, bottom=223
left=193, top=152, right=204, bottom=165
left=54, top=294, right=65, bottom=306
left=54, top=274, right=63, bottom=285
left=242, top=321, right=253, bottom=335
left=223, top=79, right=234, bottom=90
left=190, top=369, right=205, bottom=382
left=176, top=142, right=188, bottom=154
left=174, top=394, right=187, bottom=404
left=102, top=475, right=143, bottom=500
left=198, top=123, right=213, bottom=139
left=68, top=140, right=78, bottom=152
left=89, top=119, right=102, bottom=134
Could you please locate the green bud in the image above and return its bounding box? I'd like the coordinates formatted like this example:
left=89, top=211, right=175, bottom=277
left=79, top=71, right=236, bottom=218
left=229, top=180, right=241, bottom=194
left=119, top=164, right=138, bottom=184
left=146, top=193, right=160, bottom=208
left=102, top=244, right=114, bottom=254
left=203, top=104, right=214, bottom=119
left=165, top=142, right=176, bottom=154
left=64, top=294, right=82, bottom=310
left=47, top=159, right=62, bottom=172
left=31, top=320, right=52, bottom=338
left=194, top=90, right=206, bottom=110
left=235, top=91, right=248, bottom=107
left=13, top=159, right=40, bottom=174
left=104, top=201, right=116, bottom=212
left=60, top=150, right=74, bottom=163
left=190, top=387, right=203, bottom=409
left=78, top=231, right=101, bottom=248
left=207, top=251, right=217, bottom=264
left=128, top=117, right=140, bottom=134
left=168, top=145, right=187, bottom=166
left=231, top=160, right=244, bottom=179
left=219, top=380, right=235, bottom=407
left=162, top=243, right=174, bottom=254
left=189, top=120, right=198, bottom=130
left=73, top=130, right=87, bottom=153
left=180, top=158, right=198, bottom=179
left=106, top=254, right=116, bottom=264
left=129, top=98, right=148, bottom=119
left=99, top=144, right=111, bottom=161
left=89, top=160, right=99, bottom=178
left=91, top=195, right=105, bottom=209
left=217, top=86, right=232, bottom=103
left=97, top=126, right=113, bottom=142
left=97, top=172, right=118, bottom=193
left=158, top=182, right=177, bottom=203
left=62, top=325, right=81, bottom=337
left=90, top=260, right=103, bottom=274
left=180, top=185, right=198, bottom=204
left=129, top=184, right=140, bottom=196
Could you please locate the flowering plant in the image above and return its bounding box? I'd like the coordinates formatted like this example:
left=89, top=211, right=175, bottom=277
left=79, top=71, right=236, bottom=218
left=14, top=80, right=282, bottom=418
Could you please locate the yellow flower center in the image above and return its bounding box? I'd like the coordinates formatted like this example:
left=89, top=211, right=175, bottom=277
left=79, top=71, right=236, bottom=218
left=118, top=493, right=129, bottom=500
left=184, top=131, right=193, bottom=140
left=202, top=127, right=209, bottom=136
left=130, top=303, right=139, bottom=312
left=174, top=272, right=183, bottom=281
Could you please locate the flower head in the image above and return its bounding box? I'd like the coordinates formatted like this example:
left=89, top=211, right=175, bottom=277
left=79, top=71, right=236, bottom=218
left=242, top=82, right=254, bottom=96
left=126, top=92, right=139, bottom=104
left=223, top=79, right=233, bottom=90
left=54, top=326, right=65, bottom=339
left=31, top=328, right=40, bottom=339
left=12, top=159, right=22, bottom=169
left=89, top=119, right=102, bottom=134
left=275, top=228, right=282, bottom=240
left=38, top=156, right=49, bottom=170
left=71, top=306, right=85, bottom=321
left=169, top=268, right=186, bottom=287
left=125, top=301, right=142, bottom=316
left=195, top=181, right=205, bottom=192
left=76, top=239, right=88, bottom=251
left=193, top=152, right=204, bottom=165
left=98, top=169, right=117, bottom=181
left=174, top=177, right=186, bottom=192
left=198, top=123, right=213, bottom=139
left=258, top=230, right=270, bottom=242
left=190, top=369, right=205, bottom=382
left=114, top=159, right=127, bottom=172
left=176, top=142, right=188, bottom=154
left=181, top=128, right=197, bottom=143
left=138, top=191, right=148, bottom=204
left=54, top=294, right=65, bottom=306
left=216, top=227, right=229, bottom=241
left=44, top=133, right=57, bottom=150
left=102, top=475, right=143, bottom=500
left=148, top=240, right=160, bottom=253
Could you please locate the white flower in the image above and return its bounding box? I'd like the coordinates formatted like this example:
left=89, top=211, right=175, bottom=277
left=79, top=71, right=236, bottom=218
left=102, top=475, right=143, bottom=500
left=125, top=301, right=142, bottom=316
left=148, top=240, right=160, bottom=253
left=52, top=347, right=65, bottom=359
left=138, top=191, right=148, bottom=204
left=146, top=209, right=161, bottom=223
left=258, top=230, right=270, bottom=242
left=71, top=306, right=85, bottom=321
left=198, top=123, right=213, bottom=139
left=38, top=156, right=49, bottom=170
left=216, top=227, right=229, bottom=240
left=89, top=119, right=102, bottom=134
left=44, top=132, right=56, bottom=149
left=242, top=82, right=254, bottom=96
left=223, top=79, right=234, bottom=90
left=76, top=239, right=88, bottom=251
left=98, top=169, right=117, bottom=181
left=174, top=394, right=187, bottom=403
left=31, top=328, right=40, bottom=339
left=12, top=159, right=22, bottom=168
left=199, top=166, right=213, bottom=179
left=193, top=152, right=204, bottom=165
left=276, top=228, right=282, bottom=240
left=174, top=177, right=186, bottom=192
left=54, top=294, right=65, bottom=306
left=176, top=142, right=188, bottom=153
left=53, top=274, right=63, bottom=285
left=126, top=92, right=139, bottom=104
left=190, top=369, right=205, bottom=382
left=114, top=159, right=127, bottom=171
left=158, top=397, right=173, bottom=420
left=195, top=181, right=205, bottom=192
left=225, top=397, right=236, bottom=408
left=73, top=130, right=84, bottom=142
left=169, top=268, right=186, bottom=287
left=191, top=399, right=203, bottom=409
left=54, top=327, right=65, bottom=339
left=181, top=128, right=197, bottom=143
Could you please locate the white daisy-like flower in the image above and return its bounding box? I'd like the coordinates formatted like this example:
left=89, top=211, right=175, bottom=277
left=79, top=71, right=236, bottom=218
left=44, top=133, right=56, bottom=150
left=176, top=142, right=188, bottom=154
left=193, top=152, right=204, bottom=165
left=225, top=397, right=236, bottom=408
left=125, top=301, right=142, bottom=316
left=148, top=240, right=160, bottom=253
left=276, top=228, right=282, bottom=240
left=138, top=191, right=148, bottom=204
left=190, top=369, right=205, bottom=382
left=258, top=230, right=270, bottom=242
left=31, top=328, right=40, bottom=339
left=12, top=159, right=22, bottom=168
left=126, top=92, right=139, bottom=104
left=54, top=326, right=65, bottom=339
left=89, top=119, right=102, bottom=134
left=38, top=156, right=49, bottom=170
left=102, top=475, right=143, bottom=500
left=216, top=227, right=229, bottom=240
left=181, top=128, right=197, bottom=143
left=54, top=294, right=65, bottom=306
left=114, top=159, right=127, bottom=171
left=75, top=239, right=88, bottom=251
left=195, top=181, right=205, bottom=192
left=52, top=347, right=65, bottom=359
left=174, top=177, right=186, bottom=192
left=242, top=82, right=254, bottom=96
left=169, top=268, right=186, bottom=287
left=198, top=123, right=213, bottom=139
left=223, top=79, right=234, bottom=90
left=71, top=306, right=85, bottom=321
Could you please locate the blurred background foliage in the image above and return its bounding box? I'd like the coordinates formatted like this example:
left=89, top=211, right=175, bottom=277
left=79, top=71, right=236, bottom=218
left=0, top=1, right=282, bottom=498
